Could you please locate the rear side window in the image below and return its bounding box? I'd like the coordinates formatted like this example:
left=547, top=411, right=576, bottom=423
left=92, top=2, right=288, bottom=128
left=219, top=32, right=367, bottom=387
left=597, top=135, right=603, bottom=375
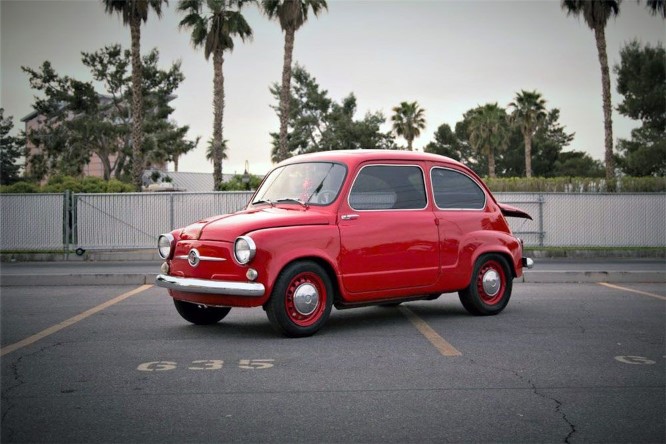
left=431, top=167, right=486, bottom=210
left=349, top=165, right=427, bottom=210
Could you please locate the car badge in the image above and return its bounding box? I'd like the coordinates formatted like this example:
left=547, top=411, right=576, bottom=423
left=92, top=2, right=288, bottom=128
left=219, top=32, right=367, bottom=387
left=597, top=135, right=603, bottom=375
left=187, top=249, right=200, bottom=267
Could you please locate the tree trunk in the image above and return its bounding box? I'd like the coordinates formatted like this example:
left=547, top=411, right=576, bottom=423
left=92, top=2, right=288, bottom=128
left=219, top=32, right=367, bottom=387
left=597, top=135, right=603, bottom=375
left=98, top=153, right=112, bottom=181
left=278, top=27, right=296, bottom=163
left=407, top=136, right=413, bottom=151
left=594, top=25, right=615, bottom=186
left=524, top=131, right=532, bottom=178
left=212, top=48, right=225, bottom=190
left=488, top=149, right=496, bottom=178
left=173, top=155, right=179, bottom=172
left=130, top=17, right=144, bottom=192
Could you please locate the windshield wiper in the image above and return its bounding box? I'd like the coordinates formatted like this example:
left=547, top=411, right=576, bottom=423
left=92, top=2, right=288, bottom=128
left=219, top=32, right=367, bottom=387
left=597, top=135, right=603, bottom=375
left=252, top=199, right=274, bottom=207
left=276, top=197, right=308, bottom=208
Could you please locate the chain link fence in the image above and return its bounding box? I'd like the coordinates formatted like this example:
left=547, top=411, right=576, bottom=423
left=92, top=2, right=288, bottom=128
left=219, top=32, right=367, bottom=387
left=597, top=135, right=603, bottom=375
left=74, top=192, right=253, bottom=250
left=1, top=192, right=664, bottom=251
left=0, top=193, right=69, bottom=251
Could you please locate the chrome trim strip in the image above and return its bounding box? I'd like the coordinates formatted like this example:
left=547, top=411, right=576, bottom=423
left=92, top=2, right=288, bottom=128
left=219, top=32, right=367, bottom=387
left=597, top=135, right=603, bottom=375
left=155, top=274, right=265, bottom=297
left=174, top=255, right=226, bottom=262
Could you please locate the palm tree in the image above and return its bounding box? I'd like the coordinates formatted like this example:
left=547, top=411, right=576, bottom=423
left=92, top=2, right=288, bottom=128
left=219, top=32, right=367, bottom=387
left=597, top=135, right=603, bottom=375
left=391, top=101, right=427, bottom=150
left=645, top=0, right=665, bottom=17
left=561, top=0, right=621, bottom=184
left=103, top=0, right=167, bottom=191
left=205, top=137, right=229, bottom=163
left=178, top=0, right=253, bottom=190
left=467, top=103, right=510, bottom=178
left=262, top=0, right=328, bottom=163
left=508, top=90, right=547, bottom=178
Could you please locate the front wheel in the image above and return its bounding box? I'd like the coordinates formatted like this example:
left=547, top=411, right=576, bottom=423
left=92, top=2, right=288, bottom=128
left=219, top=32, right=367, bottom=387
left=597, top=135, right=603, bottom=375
left=266, top=261, right=333, bottom=337
left=458, top=254, right=512, bottom=316
left=173, top=300, right=231, bottom=325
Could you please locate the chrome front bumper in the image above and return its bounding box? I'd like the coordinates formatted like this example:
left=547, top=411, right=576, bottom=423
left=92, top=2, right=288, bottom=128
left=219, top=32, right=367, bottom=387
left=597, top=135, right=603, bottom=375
left=155, top=274, right=265, bottom=297
left=522, top=257, right=534, bottom=269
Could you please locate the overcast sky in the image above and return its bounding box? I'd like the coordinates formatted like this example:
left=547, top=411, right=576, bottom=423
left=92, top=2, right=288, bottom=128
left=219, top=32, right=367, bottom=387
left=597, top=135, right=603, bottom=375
left=1, top=0, right=664, bottom=176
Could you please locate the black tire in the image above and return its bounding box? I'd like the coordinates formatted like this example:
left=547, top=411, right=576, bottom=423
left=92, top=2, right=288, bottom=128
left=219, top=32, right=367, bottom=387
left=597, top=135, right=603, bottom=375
left=173, top=300, right=231, bottom=325
left=266, top=261, right=333, bottom=337
left=458, top=254, right=513, bottom=316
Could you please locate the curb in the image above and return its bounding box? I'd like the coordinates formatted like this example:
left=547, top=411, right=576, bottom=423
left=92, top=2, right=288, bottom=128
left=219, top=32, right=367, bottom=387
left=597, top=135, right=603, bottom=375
left=521, top=270, right=665, bottom=283
left=0, top=274, right=156, bottom=287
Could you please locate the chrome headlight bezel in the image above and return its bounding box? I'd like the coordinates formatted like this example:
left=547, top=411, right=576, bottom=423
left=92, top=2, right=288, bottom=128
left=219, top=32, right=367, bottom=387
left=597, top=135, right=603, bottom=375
left=234, top=236, right=256, bottom=265
left=158, top=233, right=175, bottom=259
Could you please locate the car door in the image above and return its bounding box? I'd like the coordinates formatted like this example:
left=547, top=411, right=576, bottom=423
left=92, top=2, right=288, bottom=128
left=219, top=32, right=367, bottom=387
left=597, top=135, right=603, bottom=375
left=338, top=163, right=439, bottom=295
left=430, top=166, right=488, bottom=272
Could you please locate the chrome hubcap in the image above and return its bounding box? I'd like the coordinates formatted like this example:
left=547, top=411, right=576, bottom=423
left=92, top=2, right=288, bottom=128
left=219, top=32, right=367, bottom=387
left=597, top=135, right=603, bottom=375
left=292, top=283, right=319, bottom=316
left=482, top=269, right=501, bottom=296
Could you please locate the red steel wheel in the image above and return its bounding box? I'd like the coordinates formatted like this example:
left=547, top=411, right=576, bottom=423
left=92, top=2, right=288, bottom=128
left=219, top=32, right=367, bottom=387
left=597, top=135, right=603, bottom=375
left=284, top=271, right=327, bottom=327
left=266, top=261, right=333, bottom=337
left=459, top=254, right=513, bottom=316
left=476, top=259, right=507, bottom=306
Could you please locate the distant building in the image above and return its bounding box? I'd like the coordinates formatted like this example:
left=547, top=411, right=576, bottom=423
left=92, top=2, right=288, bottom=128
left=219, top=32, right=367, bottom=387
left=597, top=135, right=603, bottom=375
left=21, top=96, right=168, bottom=183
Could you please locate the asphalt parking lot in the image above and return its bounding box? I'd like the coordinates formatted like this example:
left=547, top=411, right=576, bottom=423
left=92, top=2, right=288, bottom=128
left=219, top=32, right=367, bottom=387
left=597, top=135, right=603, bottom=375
left=1, top=281, right=664, bottom=443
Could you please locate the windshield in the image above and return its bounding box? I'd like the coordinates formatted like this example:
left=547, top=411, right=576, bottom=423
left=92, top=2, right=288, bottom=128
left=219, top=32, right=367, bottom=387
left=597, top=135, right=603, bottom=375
left=251, top=162, right=347, bottom=207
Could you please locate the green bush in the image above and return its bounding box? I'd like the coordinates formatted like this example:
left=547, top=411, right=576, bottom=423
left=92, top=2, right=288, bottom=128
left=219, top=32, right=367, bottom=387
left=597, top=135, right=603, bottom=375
left=217, top=174, right=263, bottom=191
left=485, top=176, right=666, bottom=193
left=0, top=175, right=135, bottom=193
left=0, top=181, right=41, bottom=193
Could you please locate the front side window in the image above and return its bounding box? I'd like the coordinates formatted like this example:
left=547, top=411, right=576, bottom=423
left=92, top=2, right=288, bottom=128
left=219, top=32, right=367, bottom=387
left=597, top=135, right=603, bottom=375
left=349, top=165, right=427, bottom=210
left=431, top=167, right=486, bottom=210
left=252, top=162, right=347, bottom=206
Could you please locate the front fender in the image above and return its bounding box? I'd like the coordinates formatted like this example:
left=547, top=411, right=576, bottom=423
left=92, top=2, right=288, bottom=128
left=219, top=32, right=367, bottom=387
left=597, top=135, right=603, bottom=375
left=248, top=225, right=341, bottom=298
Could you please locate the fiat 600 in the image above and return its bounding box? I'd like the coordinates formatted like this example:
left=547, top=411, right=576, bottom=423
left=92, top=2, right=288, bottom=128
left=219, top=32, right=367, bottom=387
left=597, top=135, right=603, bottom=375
left=156, top=150, right=533, bottom=337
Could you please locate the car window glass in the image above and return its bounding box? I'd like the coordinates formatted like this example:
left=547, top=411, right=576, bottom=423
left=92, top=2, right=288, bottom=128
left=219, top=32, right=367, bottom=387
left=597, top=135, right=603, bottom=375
left=252, top=162, right=347, bottom=206
left=431, top=168, right=486, bottom=210
left=349, top=165, right=426, bottom=210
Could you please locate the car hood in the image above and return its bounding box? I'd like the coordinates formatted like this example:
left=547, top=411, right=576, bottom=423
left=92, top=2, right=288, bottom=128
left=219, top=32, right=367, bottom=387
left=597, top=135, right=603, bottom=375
left=186, top=207, right=330, bottom=242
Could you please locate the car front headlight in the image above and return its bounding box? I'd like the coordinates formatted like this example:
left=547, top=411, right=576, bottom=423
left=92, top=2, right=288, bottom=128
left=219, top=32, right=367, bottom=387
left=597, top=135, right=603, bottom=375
left=234, top=236, right=256, bottom=265
left=158, top=233, right=175, bottom=259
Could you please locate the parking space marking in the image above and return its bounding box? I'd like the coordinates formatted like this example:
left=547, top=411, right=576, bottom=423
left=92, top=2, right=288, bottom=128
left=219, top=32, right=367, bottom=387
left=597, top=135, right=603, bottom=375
left=598, top=283, right=666, bottom=301
left=0, top=284, right=152, bottom=357
left=399, top=306, right=462, bottom=357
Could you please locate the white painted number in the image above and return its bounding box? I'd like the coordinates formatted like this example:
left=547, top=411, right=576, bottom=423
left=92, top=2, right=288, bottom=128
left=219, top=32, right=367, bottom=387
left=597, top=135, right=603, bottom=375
left=614, top=355, right=656, bottom=365
left=189, top=360, right=224, bottom=370
left=137, top=361, right=178, bottom=372
left=238, top=359, right=275, bottom=370
left=137, top=359, right=274, bottom=372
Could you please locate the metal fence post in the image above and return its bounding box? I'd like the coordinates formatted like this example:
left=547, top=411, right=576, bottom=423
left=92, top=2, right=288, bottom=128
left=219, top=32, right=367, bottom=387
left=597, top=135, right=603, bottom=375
left=63, top=190, right=71, bottom=258
left=170, top=193, right=175, bottom=231
left=538, top=193, right=545, bottom=247
left=72, top=192, right=78, bottom=249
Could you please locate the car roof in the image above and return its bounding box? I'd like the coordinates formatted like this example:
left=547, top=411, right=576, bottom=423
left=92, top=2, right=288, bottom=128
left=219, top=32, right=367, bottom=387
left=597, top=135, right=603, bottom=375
left=281, top=149, right=467, bottom=170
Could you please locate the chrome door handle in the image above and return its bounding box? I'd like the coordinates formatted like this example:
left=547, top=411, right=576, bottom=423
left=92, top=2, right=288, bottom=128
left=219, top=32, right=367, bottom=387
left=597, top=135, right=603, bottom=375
left=341, top=214, right=359, bottom=220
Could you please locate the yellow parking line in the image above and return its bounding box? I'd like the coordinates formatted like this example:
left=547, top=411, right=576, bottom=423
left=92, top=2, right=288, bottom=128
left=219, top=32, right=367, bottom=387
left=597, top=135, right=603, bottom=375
left=598, top=282, right=666, bottom=301
left=399, top=306, right=462, bottom=357
left=1, top=285, right=152, bottom=357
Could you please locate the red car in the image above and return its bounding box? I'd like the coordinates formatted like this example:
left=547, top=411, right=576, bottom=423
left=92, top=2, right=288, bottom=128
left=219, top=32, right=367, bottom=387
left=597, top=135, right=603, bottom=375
left=156, top=150, right=533, bottom=337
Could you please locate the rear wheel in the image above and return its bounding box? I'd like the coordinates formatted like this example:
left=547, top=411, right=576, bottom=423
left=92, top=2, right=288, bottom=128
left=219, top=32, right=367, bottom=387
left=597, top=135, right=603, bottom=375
left=266, top=261, right=333, bottom=337
left=458, top=254, right=512, bottom=316
left=173, top=300, right=231, bottom=325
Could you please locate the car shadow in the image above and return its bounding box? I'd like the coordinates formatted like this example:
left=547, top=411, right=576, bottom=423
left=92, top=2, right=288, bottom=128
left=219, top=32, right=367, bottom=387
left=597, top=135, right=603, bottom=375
left=162, top=296, right=473, bottom=339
